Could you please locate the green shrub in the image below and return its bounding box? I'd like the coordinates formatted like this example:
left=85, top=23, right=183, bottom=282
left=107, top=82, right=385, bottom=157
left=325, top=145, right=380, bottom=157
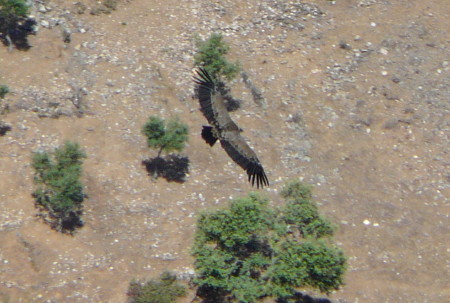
left=269, top=240, right=346, bottom=297
left=280, top=180, right=313, bottom=201
left=90, top=0, right=118, bottom=15
left=32, top=141, right=86, bottom=233
left=194, top=33, right=240, bottom=81
left=0, top=84, right=8, bottom=99
left=0, top=0, right=29, bottom=34
left=192, top=181, right=346, bottom=302
left=281, top=181, right=334, bottom=238
left=127, top=272, right=186, bottom=303
left=142, top=116, right=188, bottom=158
left=103, top=0, right=118, bottom=11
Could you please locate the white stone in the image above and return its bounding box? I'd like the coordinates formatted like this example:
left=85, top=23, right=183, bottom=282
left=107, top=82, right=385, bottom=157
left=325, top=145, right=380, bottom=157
left=40, top=20, right=49, bottom=28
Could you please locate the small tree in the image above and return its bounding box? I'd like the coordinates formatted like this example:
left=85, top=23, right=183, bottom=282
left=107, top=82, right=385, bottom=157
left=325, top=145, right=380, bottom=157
left=127, top=271, right=186, bottom=303
left=0, top=0, right=30, bottom=49
left=194, top=33, right=240, bottom=81
left=194, top=33, right=243, bottom=112
left=32, top=141, right=86, bottom=233
left=142, top=116, right=188, bottom=158
left=192, top=181, right=346, bottom=302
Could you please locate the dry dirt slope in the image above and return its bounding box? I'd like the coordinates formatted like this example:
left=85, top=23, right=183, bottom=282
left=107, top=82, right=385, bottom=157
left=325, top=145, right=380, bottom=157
left=0, top=0, right=449, bottom=302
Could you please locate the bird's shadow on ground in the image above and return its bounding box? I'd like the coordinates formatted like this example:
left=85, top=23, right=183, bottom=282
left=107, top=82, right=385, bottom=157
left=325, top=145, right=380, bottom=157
left=142, top=155, right=189, bottom=183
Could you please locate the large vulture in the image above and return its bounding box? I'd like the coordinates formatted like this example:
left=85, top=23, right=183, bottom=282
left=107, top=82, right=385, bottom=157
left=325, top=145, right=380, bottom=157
left=193, top=67, right=269, bottom=188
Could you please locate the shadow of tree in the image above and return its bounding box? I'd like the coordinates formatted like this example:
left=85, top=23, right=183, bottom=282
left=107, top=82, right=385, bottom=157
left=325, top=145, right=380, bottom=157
left=0, top=122, right=12, bottom=136
left=0, top=18, right=36, bottom=51
left=49, top=211, right=84, bottom=235
left=194, top=288, right=333, bottom=303
left=276, top=292, right=333, bottom=303
left=193, top=81, right=242, bottom=112
left=142, top=155, right=189, bottom=183
left=217, top=81, right=242, bottom=112
left=33, top=196, right=85, bottom=235
left=195, top=286, right=228, bottom=303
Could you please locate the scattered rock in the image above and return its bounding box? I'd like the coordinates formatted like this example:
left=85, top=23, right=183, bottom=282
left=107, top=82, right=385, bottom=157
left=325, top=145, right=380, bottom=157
left=391, top=76, right=401, bottom=83
left=40, top=20, right=49, bottom=28
left=383, top=118, right=399, bottom=129
left=339, top=40, right=352, bottom=50
left=62, top=27, right=71, bottom=44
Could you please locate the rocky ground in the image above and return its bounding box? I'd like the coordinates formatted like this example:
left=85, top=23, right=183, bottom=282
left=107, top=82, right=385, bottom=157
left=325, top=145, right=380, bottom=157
left=0, top=0, right=448, bottom=302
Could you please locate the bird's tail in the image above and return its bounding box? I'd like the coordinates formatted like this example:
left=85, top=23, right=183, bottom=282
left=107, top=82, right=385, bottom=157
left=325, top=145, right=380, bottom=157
left=201, top=126, right=218, bottom=146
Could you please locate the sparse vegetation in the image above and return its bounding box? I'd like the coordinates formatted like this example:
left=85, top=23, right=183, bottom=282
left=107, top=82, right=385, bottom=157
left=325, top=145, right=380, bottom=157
left=73, top=2, right=87, bottom=14
left=0, top=84, right=10, bottom=135
left=127, top=272, right=186, bottom=303
left=194, top=33, right=240, bottom=81
left=192, top=181, right=346, bottom=302
left=0, top=84, right=9, bottom=99
left=142, top=116, right=189, bottom=158
left=103, top=0, right=118, bottom=11
left=90, top=0, right=118, bottom=15
left=32, top=141, right=86, bottom=233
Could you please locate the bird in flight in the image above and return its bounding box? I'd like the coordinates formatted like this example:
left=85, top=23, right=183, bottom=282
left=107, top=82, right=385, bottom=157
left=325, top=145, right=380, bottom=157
left=193, top=67, right=269, bottom=188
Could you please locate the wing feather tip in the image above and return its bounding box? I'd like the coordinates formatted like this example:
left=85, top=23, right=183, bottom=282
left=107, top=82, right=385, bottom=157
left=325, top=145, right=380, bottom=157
left=246, top=163, right=269, bottom=189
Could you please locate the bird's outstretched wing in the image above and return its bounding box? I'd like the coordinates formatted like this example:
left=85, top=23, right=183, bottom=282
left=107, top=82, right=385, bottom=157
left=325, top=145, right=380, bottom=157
left=220, top=131, right=269, bottom=189
left=192, top=67, right=217, bottom=126
left=192, top=68, right=240, bottom=132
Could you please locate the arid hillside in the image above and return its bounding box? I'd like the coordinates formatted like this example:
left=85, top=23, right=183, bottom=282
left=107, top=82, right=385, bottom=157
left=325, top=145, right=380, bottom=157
left=0, top=0, right=448, bottom=302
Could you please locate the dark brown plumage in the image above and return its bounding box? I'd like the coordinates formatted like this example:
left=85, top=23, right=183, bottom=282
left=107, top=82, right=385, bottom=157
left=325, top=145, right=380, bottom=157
left=193, top=68, right=269, bottom=189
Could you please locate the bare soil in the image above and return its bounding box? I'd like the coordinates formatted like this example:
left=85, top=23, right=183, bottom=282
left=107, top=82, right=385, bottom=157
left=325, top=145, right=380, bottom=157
left=0, top=0, right=448, bottom=302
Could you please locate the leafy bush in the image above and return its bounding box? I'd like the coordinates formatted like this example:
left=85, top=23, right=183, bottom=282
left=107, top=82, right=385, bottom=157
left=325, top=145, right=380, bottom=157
left=0, top=0, right=29, bottom=34
left=194, top=33, right=240, bottom=81
left=142, top=116, right=188, bottom=158
left=281, top=181, right=334, bottom=238
left=280, top=180, right=313, bottom=201
left=127, top=272, right=186, bottom=303
left=32, top=141, right=86, bottom=233
left=0, top=84, right=8, bottom=99
left=192, top=181, right=346, bottom=302
left=269, top=240, right=346, bottom=297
